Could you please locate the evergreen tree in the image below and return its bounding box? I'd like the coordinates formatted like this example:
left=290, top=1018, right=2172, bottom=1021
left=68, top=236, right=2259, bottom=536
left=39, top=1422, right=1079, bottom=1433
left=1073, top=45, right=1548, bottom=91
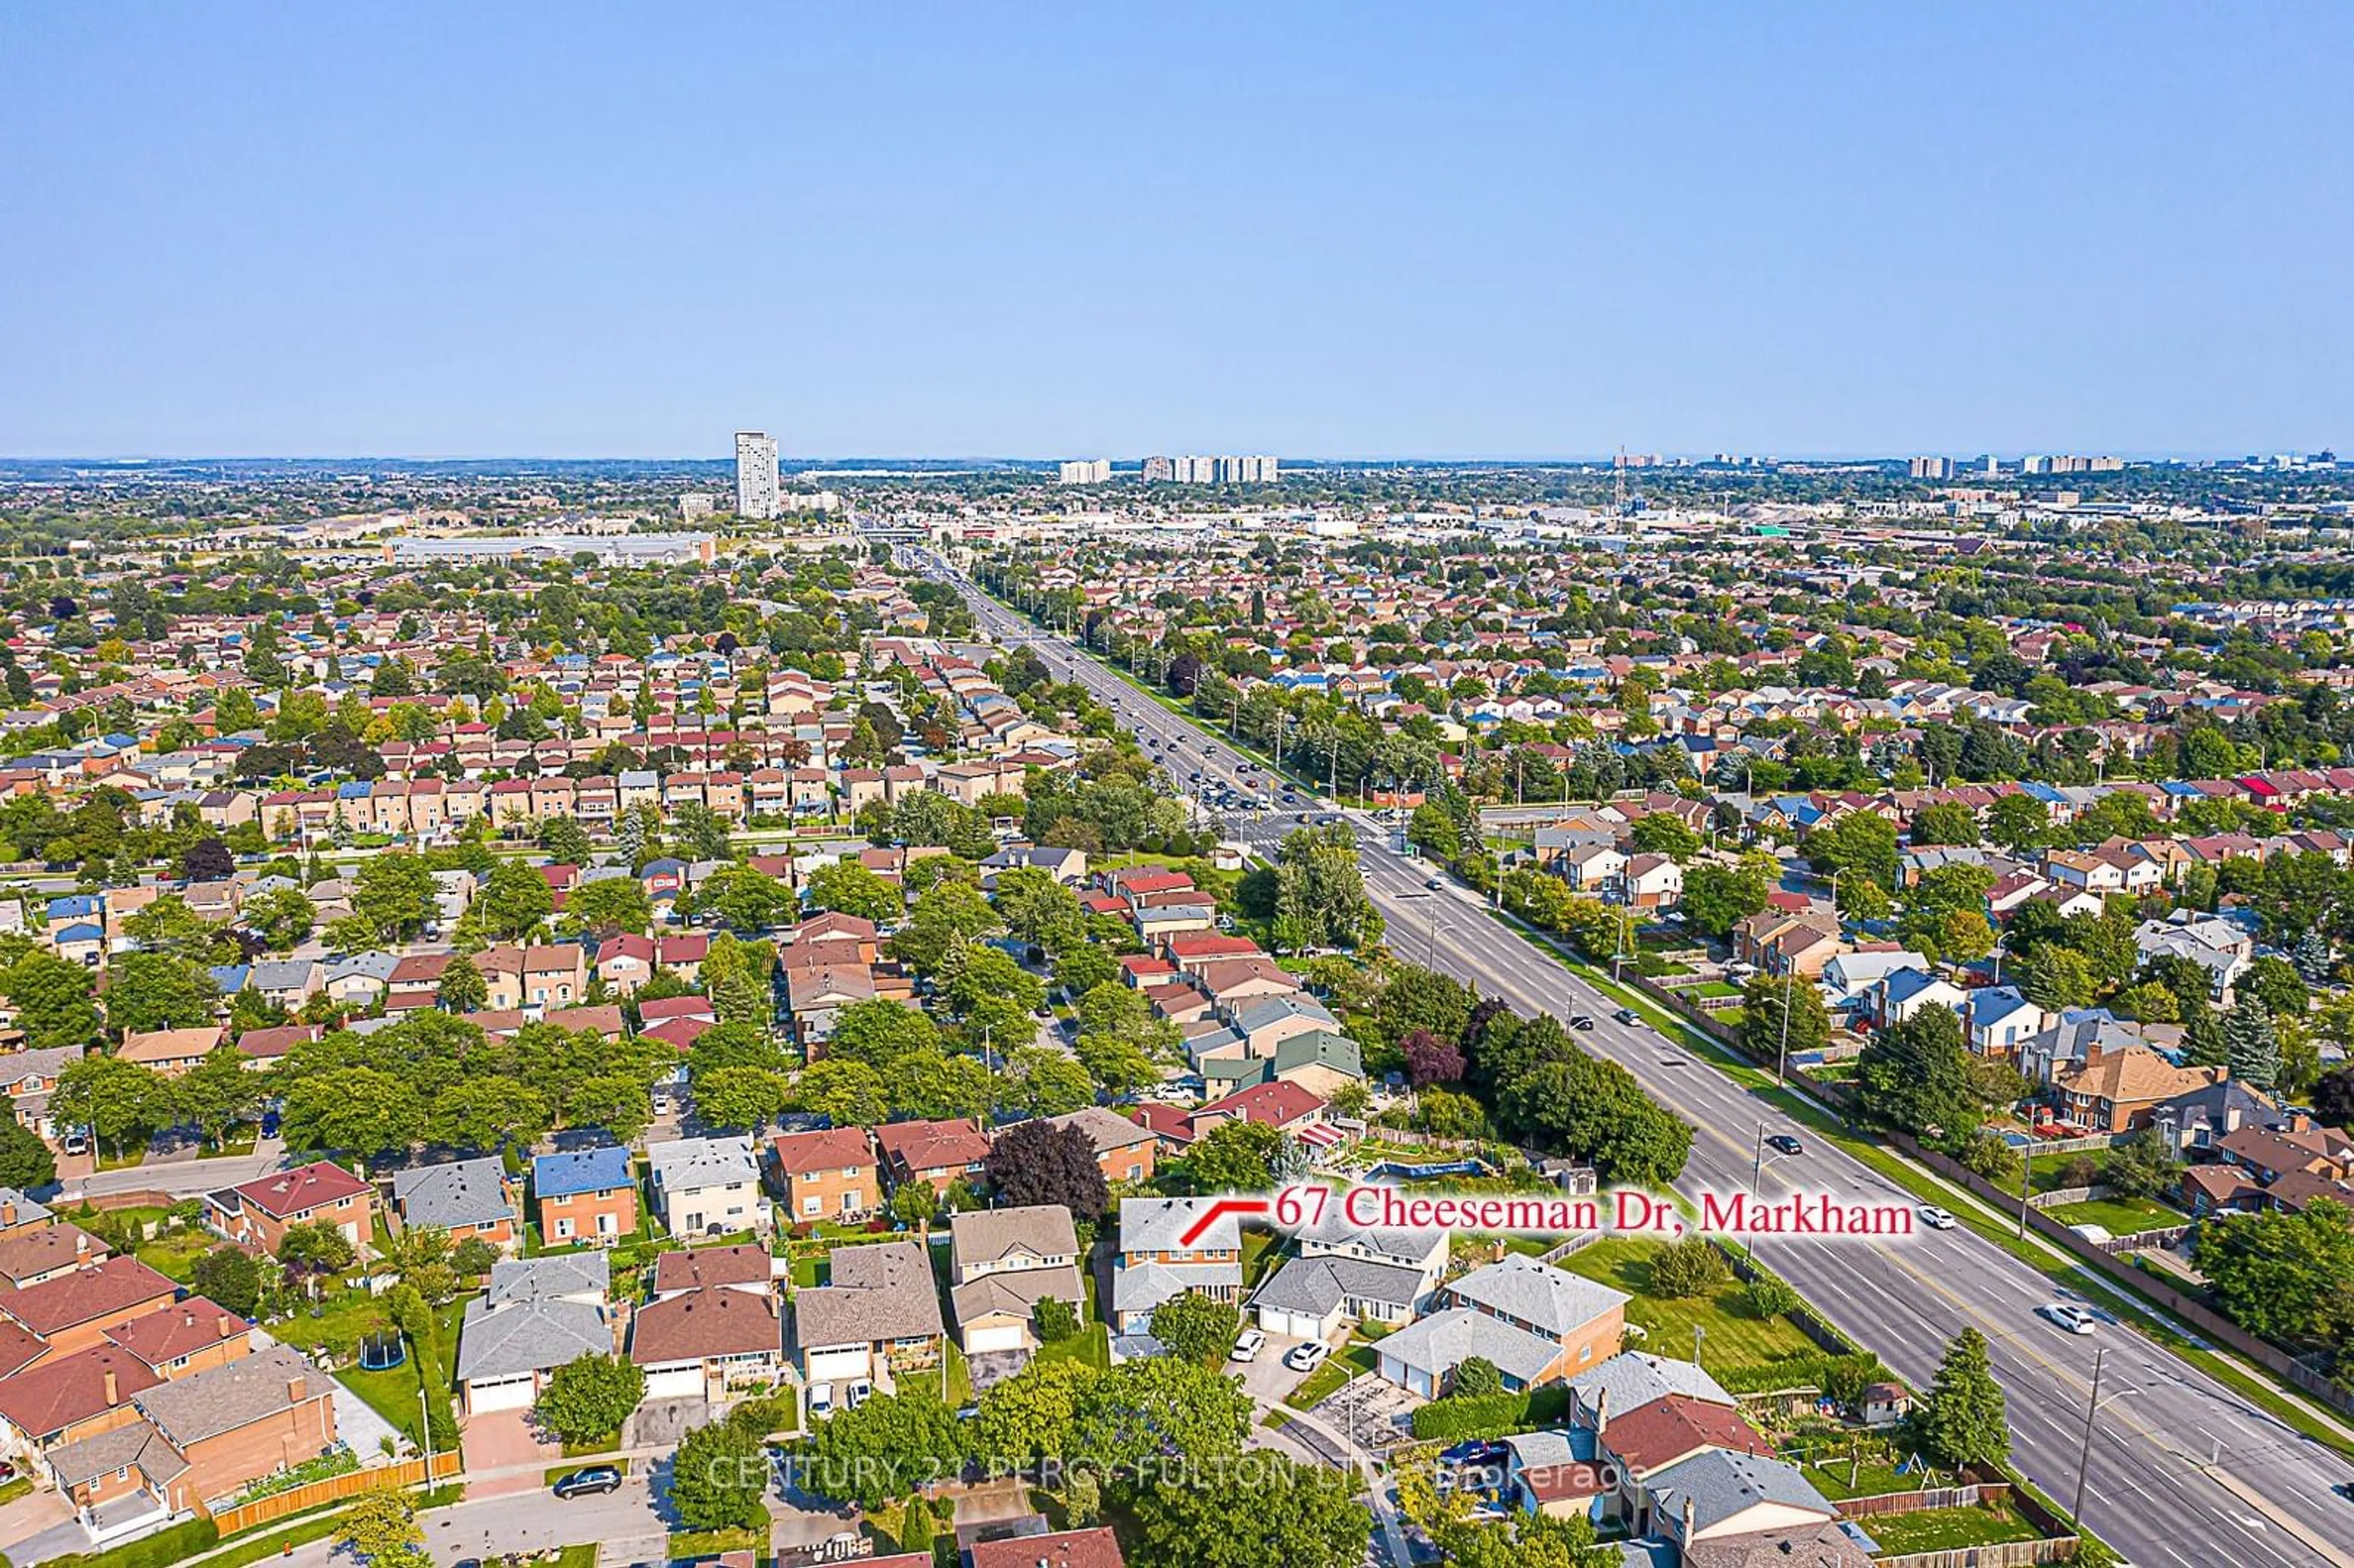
left=2293, top=931, right=2334, bottom=984
left=2223, top=995, right=2280, bottom=1092
left=1908, top=1328, right=2009, bottom=1470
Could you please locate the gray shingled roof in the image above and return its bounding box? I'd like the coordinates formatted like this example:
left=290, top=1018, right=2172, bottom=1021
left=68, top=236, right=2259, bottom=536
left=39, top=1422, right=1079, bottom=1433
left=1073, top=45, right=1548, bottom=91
left=1120, top=1197, right=1235, bottom=1254
left=1442, top=1254, right=1629, bottom=1339
left=1650, top=1448, right=1835, bottom=1537
left=1376, top=1307, right=1558, bottom=1387
left=1111, top=1259, right=1240, bottom=1323
left=794, top=1240, right=944, bottom=1349
left=484, top=1250, right=610, bottom=1308
left=951, top=1263, right=1084, bottom=1328
left=45, top=1417, right=188, bottom=1489
left=391, top=1157, right=514, bottom=1232
left=1251, top=1254, right=1426, bottom=1317
left=1566, top=1351, right=1735, bottom=1425
left=135, top=1343, right=319, bottom=1446
left=950, top=1205, right=1076, bottom=1274
left=458, top=1292, right=612, bottom=1383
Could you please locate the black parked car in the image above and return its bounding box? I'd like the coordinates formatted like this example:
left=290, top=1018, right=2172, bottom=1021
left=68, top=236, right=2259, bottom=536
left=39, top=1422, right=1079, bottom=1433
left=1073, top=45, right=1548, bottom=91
left=553, top=1466, right=623, bottom=1499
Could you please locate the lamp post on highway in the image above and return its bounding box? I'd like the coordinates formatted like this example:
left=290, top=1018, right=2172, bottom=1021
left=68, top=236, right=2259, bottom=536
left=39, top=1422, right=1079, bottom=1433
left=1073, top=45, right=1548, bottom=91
left=2072, top=1345, right=2106, bottom=1528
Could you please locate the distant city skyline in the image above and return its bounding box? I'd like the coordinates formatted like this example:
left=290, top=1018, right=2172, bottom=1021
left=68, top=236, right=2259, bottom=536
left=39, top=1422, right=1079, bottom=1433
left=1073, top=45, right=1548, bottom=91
left=2, top=5, right=2347, bottom=457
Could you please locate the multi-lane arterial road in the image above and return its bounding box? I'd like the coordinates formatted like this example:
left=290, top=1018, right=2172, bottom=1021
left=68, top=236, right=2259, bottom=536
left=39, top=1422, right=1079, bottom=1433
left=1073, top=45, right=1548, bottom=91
left=925, top=554, right=2354, bottom=1568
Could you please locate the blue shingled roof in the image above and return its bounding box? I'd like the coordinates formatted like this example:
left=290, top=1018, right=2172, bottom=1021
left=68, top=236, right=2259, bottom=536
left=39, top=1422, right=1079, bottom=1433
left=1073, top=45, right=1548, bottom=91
left=533, top=1146, right=633, bottom=1198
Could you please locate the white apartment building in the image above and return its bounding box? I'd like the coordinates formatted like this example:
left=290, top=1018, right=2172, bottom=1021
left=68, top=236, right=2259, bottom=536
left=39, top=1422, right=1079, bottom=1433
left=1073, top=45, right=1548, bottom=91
left=735, top=431, right=780, bottom=519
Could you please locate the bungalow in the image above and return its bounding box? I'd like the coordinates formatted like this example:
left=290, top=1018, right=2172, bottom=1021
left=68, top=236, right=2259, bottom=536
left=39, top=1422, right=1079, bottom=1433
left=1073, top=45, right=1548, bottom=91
left=1375, top=1255, right=1628, bottom=1398
left=115, top=1027, right=224, bottom=1078
left=1251, top=1210, right=1446, bottom=1342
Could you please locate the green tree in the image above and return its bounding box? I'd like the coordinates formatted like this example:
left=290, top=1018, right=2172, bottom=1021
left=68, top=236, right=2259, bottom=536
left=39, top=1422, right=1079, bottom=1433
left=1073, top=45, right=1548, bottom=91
left=429, top=1078, right=552, bottom=1152
left=102, top=953, right=217, bottom=1035
left=1074, top=1355, right=1253, bottom=1470
left=790, top=1057, right=889, bottom=1127
left=1856, top=1005, right=1978, bottom=1147
left=971, top=1357, right=1096, bottom=1468
left=1003, top=1046, right=1095, bottom=1117
left=1680, top=859, right=1773, bottom=937
left=179, top=1046, right=261, bottom=1147
left=802, top=1387, right=969, bottom=1510
left=352, top=851, right=438, bottom=942
left=2193, top=1198, right=2354, bottom=1347
left=1985, top=793, right=2050, bottom=851
left=0, top=951, right=100, bottom=1050
left=692, top=1066, right=790, bottom=1132
left=1908, top=1328, right=2011, bottom=1469
left=436, top=955, right=488, bottom=1013
left=1129, top=1456, right=1371, bottom=1568
left=1181, top=1119, right=1284, bottom=1193
left=2019, top=944, right=2097, bottom=1011
left=1647, top=1235, right=1731, bottom=1298
left=1741, top=975, right=1830, bottom=1066
left=281, top=1067, right=426, bottom=1156
left=51, top=1055, right=175, bottom=1160
left=189, top=1244, right=264, bottom=1315
left=0, top=1118, right=55, bottom=1190
left=333, top=1487, right=430, bottom=1568
left=478, top=859, right=555, bottom=940
left=804, top=860, right=904, bottom=924
left=240, top=887, right=316, bottom=950
left=1810, top=810, right=1898, bottom=890
left=1908, top=802, right=1979, bottom=847
left=539, top=815, right=593, bottom=866
left=1150, top=1290, right=1241, bottom=1364
left=2222, top=995, right=2280, bottom=1092
left=669, top=1416, right=771, bottom=1529
left=535, top=1353, right=646, bottom=1446
left=565, top=876, right=653, bottom=936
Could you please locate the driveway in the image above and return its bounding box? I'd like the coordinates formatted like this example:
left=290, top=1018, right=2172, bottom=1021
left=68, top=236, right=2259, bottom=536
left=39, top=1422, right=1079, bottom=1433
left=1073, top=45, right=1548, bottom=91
left=460, top=1407, right=561, bottom=1499
left=964, top=1349, right=1029, bottom=1395
left=0, top=1488, right=77, bottom=1564
left=627, top=1395, right=710, bottom=1448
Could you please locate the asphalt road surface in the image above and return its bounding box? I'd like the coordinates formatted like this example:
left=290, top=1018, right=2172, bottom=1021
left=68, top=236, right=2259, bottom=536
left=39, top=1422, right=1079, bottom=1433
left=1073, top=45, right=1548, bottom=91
left=932, top=555, right=2354, bottom=1568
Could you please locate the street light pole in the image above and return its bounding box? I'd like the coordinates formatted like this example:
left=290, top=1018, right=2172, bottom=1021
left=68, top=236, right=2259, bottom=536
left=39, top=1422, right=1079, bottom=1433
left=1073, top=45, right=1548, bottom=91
left=2072, top=1345, right=2106, bottom=1527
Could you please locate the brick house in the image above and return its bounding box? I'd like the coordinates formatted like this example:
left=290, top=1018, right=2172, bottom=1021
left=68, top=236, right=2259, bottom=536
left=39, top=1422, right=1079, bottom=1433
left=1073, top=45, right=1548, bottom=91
left=531, top=1146, right=638, bottom=1246
left=390, top=1156, right=522, bottom=1254
left=875, top=1118, right=992, bottom=1197
left=44, top=1342, right=338, bottom=1542
left=0, top=1257, right=178, bottom=1357
left=205, top=1162, right=375, bottom=1257
left=769, top=1127, right=877, bottom=1224
left=1037, top=1106, right=1157, bottom=1186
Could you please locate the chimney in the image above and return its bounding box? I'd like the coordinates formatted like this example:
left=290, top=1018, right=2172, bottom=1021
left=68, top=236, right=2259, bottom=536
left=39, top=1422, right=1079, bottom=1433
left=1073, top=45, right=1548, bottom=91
left=183, top=1309, right=196, bottom=1329
left=288, top=1373, right=307, bottom=1404
left=2, top=1201, right=15, bottom=1227
left=102, top=1368, right=118, bottom=1404
left=218, top=1315, right=237, bottom=1339
left=75, top=1231, right=89, bottom=1255
left=1682, top=1493, right=1697, bottom=1542
left=1593, top=1385, right=1609, bottom=1436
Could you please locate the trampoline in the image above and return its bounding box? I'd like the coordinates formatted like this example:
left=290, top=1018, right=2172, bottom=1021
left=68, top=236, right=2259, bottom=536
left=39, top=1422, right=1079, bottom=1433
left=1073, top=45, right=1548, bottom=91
left=357, top=1330, right=406, bottom=1372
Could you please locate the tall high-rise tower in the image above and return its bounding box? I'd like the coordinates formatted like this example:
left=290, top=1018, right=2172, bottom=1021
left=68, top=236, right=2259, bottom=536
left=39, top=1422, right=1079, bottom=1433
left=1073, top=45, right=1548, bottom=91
left=734, top=432, right=779, bottom=520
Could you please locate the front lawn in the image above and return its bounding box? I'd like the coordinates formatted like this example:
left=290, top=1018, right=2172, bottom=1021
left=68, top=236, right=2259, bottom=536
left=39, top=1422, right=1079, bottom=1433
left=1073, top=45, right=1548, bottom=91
left=2044, top=1195, right=2184, bottom=1237
left=1036, top=1322, right=1111, bottom=1372
left=1860, top=1499, right=2044, bottom=1553
left=1555, top=1236, right=1822, bottom=1383
left=1284, top=1341, right=1380, bottom=1410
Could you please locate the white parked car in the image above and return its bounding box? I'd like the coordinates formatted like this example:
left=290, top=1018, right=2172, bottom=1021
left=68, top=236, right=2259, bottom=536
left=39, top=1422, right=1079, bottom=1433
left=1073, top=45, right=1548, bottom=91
left=806, top=1383, right=836, bottom=1418
left=2040, top=1302, right=2098, bottom=1336
left=845, top=1379, right=874, bottom=1410
left=1284, top=1341, right=1333, bottom=1373
left=1230, top=1330, right=1267, bottom=1363
left=1918, top=1206, right=1957, bottom=1230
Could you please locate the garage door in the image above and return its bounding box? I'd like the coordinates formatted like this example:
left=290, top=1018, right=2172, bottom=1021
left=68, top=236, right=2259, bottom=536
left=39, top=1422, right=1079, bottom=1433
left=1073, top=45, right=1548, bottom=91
left=467, top=1373, right=538, bottom=1413
left=644, top=1366, right=706, bottom=1401
left=1257, top=1306, right=1323, bottom=1341
left=966, top=1323, right=1028, bottom=1355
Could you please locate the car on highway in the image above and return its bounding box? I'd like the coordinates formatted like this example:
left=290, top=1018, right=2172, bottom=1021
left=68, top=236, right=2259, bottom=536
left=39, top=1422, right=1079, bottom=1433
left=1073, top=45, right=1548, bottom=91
left=1425, top=877, right=1444, bottom=891
left=552, top=1466, right=623, bottom=1499
left=1569, top=1014, right=1594, bottom=1030
left=1296, top=812, right=1312, bottom=823
left=2040, top=1302, right=2098, bottom=1335
left=1315, top=813, right=1341, bottom=826
left=1765, top=1133, right=1804, bottom=1156
left=1613, top=1007, right=1640, bottom=1024
left=1918, top=1206, right=1957, bottom=1230
left=1230, top=1329, right=1267, bottom=1363
left=1284, top=1341, right=1333, bottom=1373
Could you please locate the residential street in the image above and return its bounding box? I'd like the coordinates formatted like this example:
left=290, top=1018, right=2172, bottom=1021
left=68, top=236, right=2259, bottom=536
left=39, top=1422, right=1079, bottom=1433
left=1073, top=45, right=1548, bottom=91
left=943, top=563, right=2354, bottom=1568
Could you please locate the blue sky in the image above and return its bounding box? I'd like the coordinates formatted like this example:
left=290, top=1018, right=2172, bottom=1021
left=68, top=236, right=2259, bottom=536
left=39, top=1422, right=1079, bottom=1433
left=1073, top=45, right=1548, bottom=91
left=2, top=4, right=2347, bottom=460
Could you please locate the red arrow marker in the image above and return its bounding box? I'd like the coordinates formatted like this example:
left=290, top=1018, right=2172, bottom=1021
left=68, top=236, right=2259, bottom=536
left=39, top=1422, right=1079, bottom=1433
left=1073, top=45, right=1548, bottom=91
left=1179, top=1197, right=1270, bottom=1246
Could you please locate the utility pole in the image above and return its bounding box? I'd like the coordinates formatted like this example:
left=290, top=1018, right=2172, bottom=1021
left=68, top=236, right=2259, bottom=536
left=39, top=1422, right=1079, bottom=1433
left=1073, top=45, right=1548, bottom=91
left=2017, top=1141, right=2034, bottom=1239
left=2072, top=1345, right=2106, bottom=1527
